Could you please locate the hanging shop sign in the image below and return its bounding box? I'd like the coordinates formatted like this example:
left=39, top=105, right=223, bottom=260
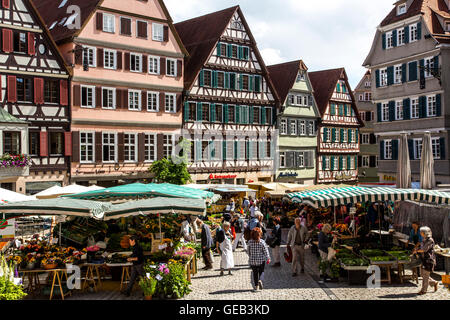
left=0, top=218, right=15, bottom=242
left=278, top=172, right=298, bottom=178
left=209, top=174, right=237, bottom=180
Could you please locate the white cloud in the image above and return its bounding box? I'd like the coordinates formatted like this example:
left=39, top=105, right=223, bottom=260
left=260, top=48, right=285, bottom=66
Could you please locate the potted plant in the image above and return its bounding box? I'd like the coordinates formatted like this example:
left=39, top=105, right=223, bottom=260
left=139, top=277, right=157, bottom=300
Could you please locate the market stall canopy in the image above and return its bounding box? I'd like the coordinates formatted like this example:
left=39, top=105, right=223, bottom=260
left=417, top=190, right=450, bottom=205
left=0, top=198, right=112, bottom=220
left=212, top=185, right=254, bottom=193
left=284, top=184, right=352, bottom=193
left=0, top=188, right=36, bottom=203
left=35, top=184, right=105, bottom=199
left=285, top=186, right=364, bottom=203
left=298, top=187, right=419, bottom=208
left=103, top=197, right=206, bottom=221
left=63, top=183, right=217, bottom=202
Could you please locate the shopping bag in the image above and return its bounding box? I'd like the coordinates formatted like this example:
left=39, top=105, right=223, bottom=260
left=208, top=249, right=215, bottom=264
left=327, top=247, right=336, bottom=261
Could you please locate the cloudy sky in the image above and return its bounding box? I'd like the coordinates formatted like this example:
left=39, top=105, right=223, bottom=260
left=165, top=0, right=395, bottom=89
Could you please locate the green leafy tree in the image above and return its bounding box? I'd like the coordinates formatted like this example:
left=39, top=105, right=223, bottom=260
left=149, top=138, right=192, bottom=185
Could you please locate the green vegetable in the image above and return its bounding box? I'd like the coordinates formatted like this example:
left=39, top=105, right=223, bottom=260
left=341, top=258, right=369, bottom=266
left=370, top=256, right=393, bottom=262
left=360, top=249, right=385, bottom=257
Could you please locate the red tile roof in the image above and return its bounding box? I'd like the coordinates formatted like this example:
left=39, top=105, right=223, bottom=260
left=32, top=0, right=103, bottom=43
left=267, top=60, right=305, bottom=104
left=380, top=0, right=424, bottom=27
left=308, top=68, right=344, bottom=116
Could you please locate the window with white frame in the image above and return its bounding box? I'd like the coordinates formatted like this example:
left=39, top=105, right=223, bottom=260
left=394, top=64, right=402, bottom=84
left=104, top=49, right=116, bottom=69
left=165, top=93, right=176, bottom=113
left=280, top=119, right=287, bottom=134
left=298, top=153, right=305, bottom=168
left=128, top=90, right=141, bottom=111
left=365, top=92, right=372, bottom=101
left=381, top=102, right=389, bottom=122
left=124, top=133, right=137, bottom=162
left=411, top=98, right=419, bottom=119
left=80, top=132, right=94, bottom=163
left=413, top=139, right=422, bottom=160
left=102, top=133, right=116, bottom=163
left=296, top=72, right=305, bottom=82
left=290, top=120, right=297, bottom=135
left=130, top=53, right=142, bottom=72
left=299, top=120, right=306, bottom=136
left=342, top=129, right=348, bottom=143
left=147, top=92, right=159, bottom=112
left=280, top=152, right=286, bottom=168
left=333, top=157, right=339, bottom=171
left=164, top=134, right=174, bottom=159
left=361, top=133, right=370, bottom=145
left=148, top=56, right=160, bottom=74
left=308, top=121, right=314, bottom=136
left=386, top=31, right=393, bottom=49
left=410, top=23, right=418, bottom=42
left=397, top=3, right=407, bottom=15
left=166, top=59, right=176, bottom=77
left=102, top=87, right=115, bottom=109
left=362, top=156, right=370, bottom=168
left=145, top=134, right=156, bottom=162
left=384, top=140, right=393, bottom=160
left=359, top=112, right=366, bottom=120
left=323, top=157, right=330, bottom=171
left=380, top=68, right=388, bottom=86
left=397, top=28, right=405, bottom=45
left=427, top=95, right=437, bottom=117
left=103, top=14, right=115, bottom=33
left=81, top=86, right=95, bottom=108
left=152, top=23, right=164, bottom=41
left=395, top=100, right=403, bottom=120
left=350, top=157, right=355, bottom=170
left=303, top=96, right=308, bottom=106
left=431, top=137, right=441, bottom=159
left=424, top=57, right=434, bottom=78
left=446, top=22, right=450, bottom=32
left=359, top=94, right=364, bottom=102
left=82, top=46, right=96, bottom=67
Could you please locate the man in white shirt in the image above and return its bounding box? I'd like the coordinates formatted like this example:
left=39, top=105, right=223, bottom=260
left=250, top=203, right=258, bottom=218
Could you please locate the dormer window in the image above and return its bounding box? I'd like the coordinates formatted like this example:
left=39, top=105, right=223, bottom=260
left=397, top=3, right=407, bottom=15
left=446, top=21, right=450, bottom=32
left=296, top=71, right=305, bottom=82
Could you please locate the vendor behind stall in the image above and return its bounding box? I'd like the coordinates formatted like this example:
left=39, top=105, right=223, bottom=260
left=408, top=221, right=423, bottom=248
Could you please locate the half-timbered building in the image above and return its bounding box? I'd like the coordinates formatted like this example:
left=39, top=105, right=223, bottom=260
left=268, top=60, right=320, bottom=184
left=309, top=68, right=363, bottom=184
left=35, top=0, right=187, bottom=187
left=175, top=6, right=279, bottom=185
left=0, top=0, right=71, bottom=194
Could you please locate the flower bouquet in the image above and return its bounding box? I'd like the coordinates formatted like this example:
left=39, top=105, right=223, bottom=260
left=41, top=257, right=61, bottom=270
left=86, top=245, right=100, bottom=263
left=173, top=247, right=196, bottom=261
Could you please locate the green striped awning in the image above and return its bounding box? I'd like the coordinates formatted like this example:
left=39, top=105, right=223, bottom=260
left=0, top=198, right=112, bottom=220
left=417, top=190, right=450, bottom=205
left=104, top=197, right=206, bottom=221
left=300, top=187, right=419, bottom=208
left=286, top=186, right=367, bottom=204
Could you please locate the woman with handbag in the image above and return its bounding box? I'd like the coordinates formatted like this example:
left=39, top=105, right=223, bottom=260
left=318, top=224, right=337, bottom=284
left=413, top=226, right=439, bottom=295
left=270, top=217, right=282, bottom=267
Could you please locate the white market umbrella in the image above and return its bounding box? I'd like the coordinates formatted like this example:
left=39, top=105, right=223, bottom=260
left=0, top=188, right=36, bottom=203
left=35, top=184, right=104, bottom=199
left=420, top=132, right=436, bottom=190
left=396, top=133, right=412, bottom=188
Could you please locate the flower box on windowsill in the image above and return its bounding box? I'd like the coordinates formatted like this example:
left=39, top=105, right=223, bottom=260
left=0, top=154, right=31, bottom=178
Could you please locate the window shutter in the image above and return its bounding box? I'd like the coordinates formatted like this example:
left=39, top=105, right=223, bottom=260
left=7, top=75, right=16, bottom=103
left=409, top=61, right=417, bottom=81
left=339, top=156, right=344, bottom=170
left=261, top=107, right=266, bottom=125
left=369, top=156, right=376, bottom=168
left=235, top=105, right=240, bottom=124
left=358, top=156, right=362, bottom=168
left=417, top=21, right=422, bottom=39
left=115, top=89, right=122, bottom=109
left=141, top=91, right=147, bottom=111
left=2, top=0, right=10, bottom=9
left=340, top=128, right=344, bottom=143
left=404, top=26, right=409, bottom=43
left=330, top=156, right=335, bottom=171
left=222, top=140, right=227, bottom=161
left=224, top=104, right=228, bottom=123
left=74, top=45, right=83, bottom=65
left=375, top=69, right=380, bottom=88
left=39, top=132, right=48, bottom=157
left=138, top=133, right=145, bottom=163
left=160, top=58, right=166, bottom=76
left=382, top=33, right=386, bottom=50
left=120, top=18, right=131, bottom=36
left=389, top=101, right=395, bottom=121
left=370, top=133, right=376, bottom=145
left=238, top=46, right=243, bottom=60
left=34, top=78, right=44, bottom=104
left=95, top=86, right=101, bottom=108
left=249, top=76, right=253, bottom=92
left=137, top=21, right=147, bottom=38
left=224, top=72, right=230, bottom=89
left=433, top=56, right=439, bottom=74
left=176, top=94, right=182, bottom=113
left=198, top=70, right=204, bottom=87
left=249, top=106, right=254, bottom=123
left=272, top=107, right=277, bottom=125
left=97, top=48, right=104, bottom=68
left=2, top=29, right=12, bottom=53
left=330, top=103, right=335, bottom=116
left=436, top=94, right=441, bottom=117
left=216, top=42, right=221, bottom=56
left=122, top=89, right=128, bottom=109
left=163, top=26, right=169, bottom=42
left=402, top=63, right=407, bottom=83
left=408, top=139, right=414, bottom=159
left=380, top=141, right=385, bottom=160
left=159, top=92, right=165, bottom=112
left=28, top=33, right=35, bottom=55
left=64, top=132, right=72, bottom=157
left=387, top=66, right=394, bottom=86
left=227, top=44, right=232, bottom=58
left=403, top=98, right=410, bottom=120
left=177, top=60, right=182, bottom=77
left=73, top=85, right=81, bottom=107
left=210, top=103, right=216, bottom=122
left=440, top=137, right=446, bottom=160
left=72, top=131, right=80, bottom=162
left=212, top=71, right=217, bottom=88
left=239, top=74, right=243, bottom=90
left=419, top=96, right=426, bottom=118
left=60, top=80, right=68, bottom=106
left=95, top=132, right=102, bottom=163
left=287, top=119, right=292, bottom=135
left=392, top=139, right=399, bottom=160
left=124, top=52, right=130, bottom=71
left=331, top=128, right=336, bottom=142
left=116, top=51, right=122, bottom=70
left=392, top=29, right=397, bottom=47
left=118, top=133, right=125, bottom=162
left=96, top=12, right=103, bottom=30
left=196, top=102, right=202, bottom=121
left=142, top=55, right=148, bottom=74
left=419, top=59, right=425, bottom=81
left=183, top=101, right=189, bottom=121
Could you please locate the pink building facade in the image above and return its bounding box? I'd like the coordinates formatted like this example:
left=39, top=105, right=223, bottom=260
left=35, top=0, right=187, bottom=186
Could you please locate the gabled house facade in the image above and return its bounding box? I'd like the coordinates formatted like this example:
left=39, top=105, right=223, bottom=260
left=175, top=6, right=279, bottom=185
left=35, top=0, right=187, bottom=187
left=363, top=0, right=450, bottom=184
left=354, top=70, right=379, bottom=183
left=0, top=0, right=71, bottom=194
left=268, top=60, right=319, bottom=184
left=309, top=68, right=364, bottom=184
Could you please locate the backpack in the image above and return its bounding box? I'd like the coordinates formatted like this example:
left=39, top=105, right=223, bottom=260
left=234, top=219, right=244, bottom=233
left=215, top=228, right=225, bottom=244
left=243, top=226, right=251, bottom=241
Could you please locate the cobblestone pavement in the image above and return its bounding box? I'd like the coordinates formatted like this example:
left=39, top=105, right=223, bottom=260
left=183, top=246, right=450, bottom=301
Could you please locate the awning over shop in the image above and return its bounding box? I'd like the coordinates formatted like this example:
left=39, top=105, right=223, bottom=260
left=104, top=197, right=206, bottom=221
left=285, top=186, right=364, bottom=203
left=417, top=190, right=450, bottom=205
left=63, top=183, right=216, bottom=202
left=0, top=198, right=112, bottom=220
